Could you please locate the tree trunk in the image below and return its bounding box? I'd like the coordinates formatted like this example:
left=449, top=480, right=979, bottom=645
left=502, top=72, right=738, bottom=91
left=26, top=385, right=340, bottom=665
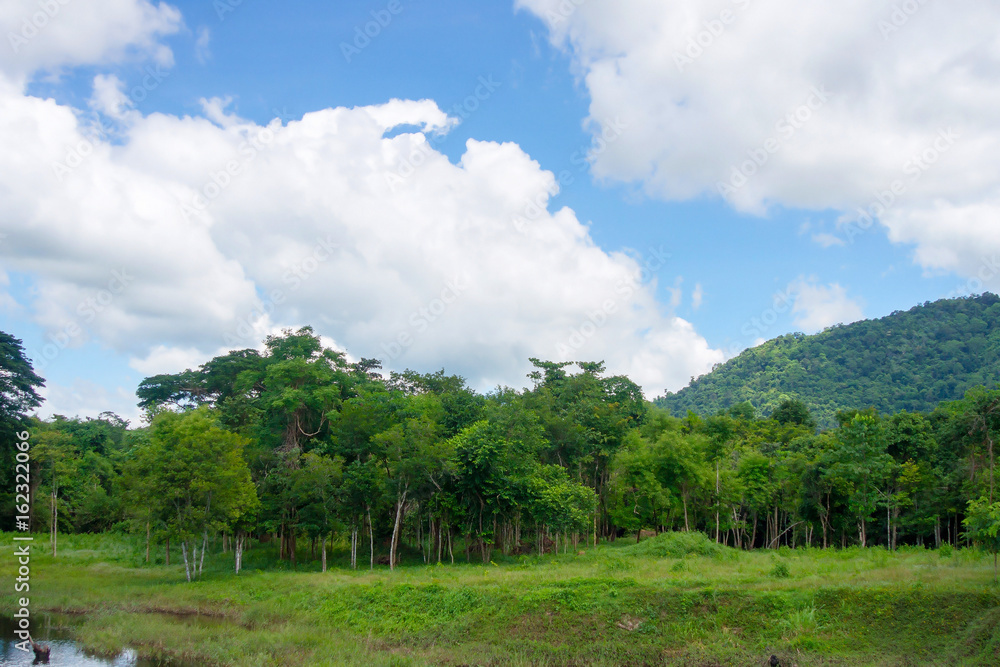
left=50, top=488, right=58, bottom=558
left=235, top=533, right=244, bottom=574
left=390, top=489, right=407, bottom=571
left=417, top=509, right=424, bottom=564
left=773, top=507, right=779, bottom=549
left=322, top=534, right=327, bottom=573
left=199, top=530, right=208, bottom=576
left=437, top=519, right=443, bottom=564
left=145, top=522, right=150, bottom=563
left=181, top=541, right=192, bottom=582
left=715, top=461, right=720, bottom=543
left=367, top=506, right=374, bottom=570
left=683, top=493, right=690, bottom=532
left=166, top=537, right=170, bottom=566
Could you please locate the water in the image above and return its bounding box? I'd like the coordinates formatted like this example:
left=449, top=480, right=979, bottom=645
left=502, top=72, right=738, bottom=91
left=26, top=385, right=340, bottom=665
left=0, top=615, right=174, bottom=666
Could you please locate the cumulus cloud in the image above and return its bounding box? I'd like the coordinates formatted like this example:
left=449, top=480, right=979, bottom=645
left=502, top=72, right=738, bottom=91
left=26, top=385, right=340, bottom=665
left=517, top=0, right=1000, bottom=290
left=1, top=0, right=182, bottom=82
left=0, top=2, right=724, bottom=400
left=790, top=278, right=864, bottom=333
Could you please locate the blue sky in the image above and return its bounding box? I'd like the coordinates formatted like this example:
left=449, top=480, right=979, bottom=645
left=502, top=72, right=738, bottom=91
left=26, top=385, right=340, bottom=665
left=1, top=0, right=995, bottom=422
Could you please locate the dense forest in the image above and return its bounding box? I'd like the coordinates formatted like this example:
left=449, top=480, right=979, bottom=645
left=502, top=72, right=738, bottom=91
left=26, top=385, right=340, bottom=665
left=656, top=293, right=1000, bottom=427
left=3, top=325, right=999, bottom=581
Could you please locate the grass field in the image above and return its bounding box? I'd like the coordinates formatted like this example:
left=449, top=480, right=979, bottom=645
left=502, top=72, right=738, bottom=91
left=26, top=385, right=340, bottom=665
left=2, top=532, right=998, bottom=666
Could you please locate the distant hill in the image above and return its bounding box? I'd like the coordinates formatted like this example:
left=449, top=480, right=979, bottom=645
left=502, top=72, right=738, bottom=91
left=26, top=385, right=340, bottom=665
left=655, top=293, right=1000, bottom=427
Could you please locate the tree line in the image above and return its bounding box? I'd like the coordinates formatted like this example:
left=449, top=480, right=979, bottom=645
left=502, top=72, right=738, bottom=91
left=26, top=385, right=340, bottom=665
left=3, top=327, right=999, bottom=580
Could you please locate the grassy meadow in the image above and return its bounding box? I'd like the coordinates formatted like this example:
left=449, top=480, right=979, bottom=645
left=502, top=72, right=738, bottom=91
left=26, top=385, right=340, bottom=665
left=2, top=532, right=998, bottom=666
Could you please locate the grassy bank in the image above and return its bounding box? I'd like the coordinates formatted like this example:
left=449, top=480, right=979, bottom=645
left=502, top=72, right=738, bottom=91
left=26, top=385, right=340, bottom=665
left=2, top=532, right=998, bottom=666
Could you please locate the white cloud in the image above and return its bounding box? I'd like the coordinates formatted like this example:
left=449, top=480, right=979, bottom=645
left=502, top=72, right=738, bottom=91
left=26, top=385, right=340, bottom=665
left=89, top=74, right=133, bottom=120
left=0, top=14, right=724, bottom=400
left=128, top=344, right=218, bottom=376
left=790, top=278, right=864, bottom=333
left=199, top=95, right=241, bottom=128
left=665, top=276, right=683, bottom=309
left=194, top=25, right=211, bottom=64
left=691, top=283, right=703, bottom=310
left=0, top=0, right=182, bottom=82
left=517, top=0, right=1000, bottom=290
left=812, top=233, right=845, bottom=248
left=36, top=378, right=143, bottom=424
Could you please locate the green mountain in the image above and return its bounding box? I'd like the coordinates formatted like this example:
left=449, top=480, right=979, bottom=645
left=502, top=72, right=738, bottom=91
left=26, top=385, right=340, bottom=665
left=655, top=293, right=1000, bottom=427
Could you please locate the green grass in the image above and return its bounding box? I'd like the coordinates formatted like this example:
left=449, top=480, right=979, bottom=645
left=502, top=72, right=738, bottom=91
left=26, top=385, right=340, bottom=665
left=2, top=532, right=998, bottom=666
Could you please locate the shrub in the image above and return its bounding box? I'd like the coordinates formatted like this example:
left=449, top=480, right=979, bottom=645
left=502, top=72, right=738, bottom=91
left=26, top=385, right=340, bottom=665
left=621, top=531, right=734, bottom=560
left=770, top=561, right=791, bottom=578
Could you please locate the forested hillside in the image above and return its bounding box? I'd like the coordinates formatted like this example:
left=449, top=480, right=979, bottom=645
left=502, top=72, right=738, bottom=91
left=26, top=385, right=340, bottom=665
left=656, top=293, right=1000, bottom=427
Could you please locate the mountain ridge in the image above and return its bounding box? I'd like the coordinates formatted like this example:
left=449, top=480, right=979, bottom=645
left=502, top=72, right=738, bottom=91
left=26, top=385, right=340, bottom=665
left=655, top=292, right=1000, bottom=427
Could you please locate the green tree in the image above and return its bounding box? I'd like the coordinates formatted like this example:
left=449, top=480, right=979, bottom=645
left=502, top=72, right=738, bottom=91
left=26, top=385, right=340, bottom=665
left=0, top=331, right=44, bottom=435
left=963, top=496, right=1000, bottom=583
left=126, top=408, right=258, bottom=581
left=1, top=332, right=44, bottom=530
left=292, top=452, right=343, bottom=572
left=771, top=398, right=817, bottom=431
left=608, top=431, right=671, bottom=542
left=656, top=431, right=710, bottom=533
left=827, top=414, right=894, bottom=547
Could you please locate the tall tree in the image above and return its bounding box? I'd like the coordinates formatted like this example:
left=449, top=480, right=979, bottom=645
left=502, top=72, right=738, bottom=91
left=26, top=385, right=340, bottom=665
left=125, top=408, right=257, bottom=581
left=827, top=413, right=894, bottom=547
left=1, top=331, right=45, bottom=529
left=0, top=331, right=44, bottom=435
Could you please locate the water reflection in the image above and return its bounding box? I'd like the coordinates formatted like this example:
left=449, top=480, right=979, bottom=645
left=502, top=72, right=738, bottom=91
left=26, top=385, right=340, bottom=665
left=0, top=615, right=168, bottom=666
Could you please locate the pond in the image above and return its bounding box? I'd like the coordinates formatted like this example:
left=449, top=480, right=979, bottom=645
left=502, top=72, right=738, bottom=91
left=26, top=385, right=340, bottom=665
left=0, top=614, right=179, bottom=666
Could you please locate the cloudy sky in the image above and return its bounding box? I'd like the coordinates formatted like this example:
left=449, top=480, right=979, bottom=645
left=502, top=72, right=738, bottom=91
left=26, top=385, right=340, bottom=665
left=1, top=0, right=998, bottom=423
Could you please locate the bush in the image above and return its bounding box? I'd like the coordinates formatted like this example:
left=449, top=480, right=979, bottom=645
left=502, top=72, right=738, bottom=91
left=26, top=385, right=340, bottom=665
left=770, top=561, right=791, bottom=578
left=938, top=543, right=953, bottom=558
left=621, top=531, right=733, bottom=559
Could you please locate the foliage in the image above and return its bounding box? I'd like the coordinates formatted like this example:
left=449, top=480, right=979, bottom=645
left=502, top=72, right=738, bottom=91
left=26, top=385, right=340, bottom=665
left=0, top=330, right=44, bottom=434
left=656, top=293, right=1000, bottom=427
left=0, top=331, right=45, bottom=528
left=122, top=407, right=257, bottom=580
left=19, top=326, right=1000, bottom=575
left=964, top=496, right=1000, bottom=582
